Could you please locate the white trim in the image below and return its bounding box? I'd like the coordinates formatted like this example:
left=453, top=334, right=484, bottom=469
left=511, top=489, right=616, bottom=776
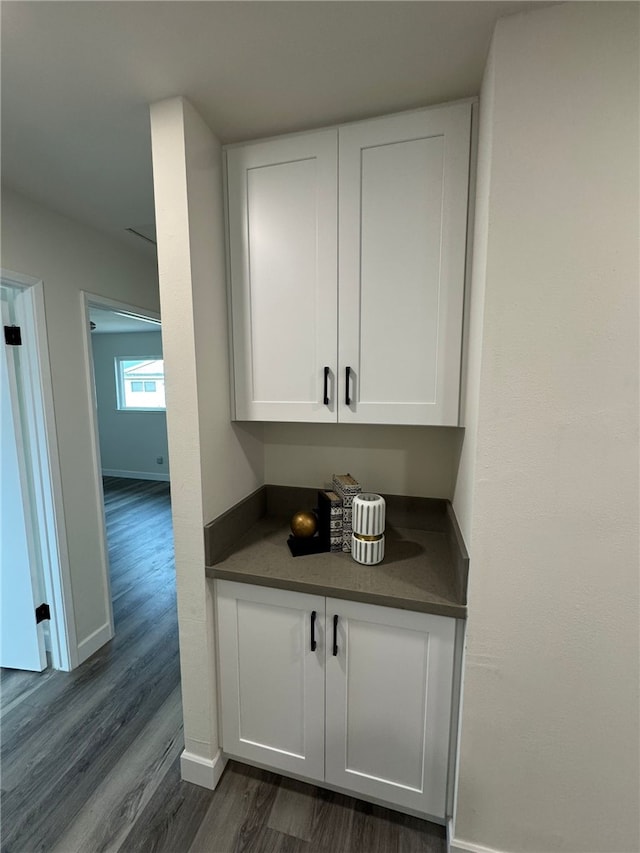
left=18, top=283, right=77, bottom=670
left=80, top=291, right=115, bottom=647
left=83, top=293, right=161, bottom=324
left=447, top=823, right=510, bottom=853
left=449, top=838, right=509, bottom=853
left=79, top=291, right=167, bottom=664
left=111, top=408, right=167, bottom=414
left=76, top=621, right=113, bottom=665
left=180, top=749, right=227, bottom=790
left=1, top=272, right=77, bottom=670
left=0, top=269, right=43, bottom=289
left=102, top=469, right=170, bottom=482
left=1, top=292, right=47, bottom=669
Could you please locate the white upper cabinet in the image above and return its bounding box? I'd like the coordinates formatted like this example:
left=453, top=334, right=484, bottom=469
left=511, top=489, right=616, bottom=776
left=226, top=130, right=338, bottom=421
left=338, top=104, right=471, bottom=425
left=225, top=102, right=472, bottom=425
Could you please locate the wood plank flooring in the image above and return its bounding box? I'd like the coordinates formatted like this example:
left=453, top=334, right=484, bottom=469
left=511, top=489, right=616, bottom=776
left=1, top=477, right=446, bottom=853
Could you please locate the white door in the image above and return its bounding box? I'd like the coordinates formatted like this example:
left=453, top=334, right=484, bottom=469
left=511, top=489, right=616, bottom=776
left=216, top=581, right=326, bottom=780
left=227, top=130, right=338, bottom=422
left=325, top=598, right=455, bottom=819
left=338, top=103, right=471, bottom=426
left=0, top=300, right=47, bottom=671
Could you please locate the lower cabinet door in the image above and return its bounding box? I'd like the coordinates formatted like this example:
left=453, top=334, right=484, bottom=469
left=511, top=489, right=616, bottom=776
left=216, top=581, right=325, bottom=780
left=324, top=598, right=455, bottom=818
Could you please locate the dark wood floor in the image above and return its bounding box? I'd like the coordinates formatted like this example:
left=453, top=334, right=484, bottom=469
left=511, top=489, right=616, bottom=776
left=1, top=477, right=446, bottom=853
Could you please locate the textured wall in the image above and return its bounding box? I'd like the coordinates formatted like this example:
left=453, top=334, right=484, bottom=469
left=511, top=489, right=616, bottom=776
left=452, top=5, right=639, bottom=852
left=150, top=97, right=264, bottom=768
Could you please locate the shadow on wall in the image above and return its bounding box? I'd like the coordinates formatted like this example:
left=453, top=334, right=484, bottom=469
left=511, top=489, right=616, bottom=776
left=262, top=422, right=465, bottom=498
left=230, top=421, right=265, bottom=483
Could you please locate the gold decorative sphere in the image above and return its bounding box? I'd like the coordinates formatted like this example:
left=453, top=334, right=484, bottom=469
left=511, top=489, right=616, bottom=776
left=290, top=510, right=318, bottom=538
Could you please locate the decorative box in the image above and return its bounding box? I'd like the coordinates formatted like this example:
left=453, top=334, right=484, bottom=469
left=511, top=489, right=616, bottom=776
left=331, top=474, right=361, bottom=552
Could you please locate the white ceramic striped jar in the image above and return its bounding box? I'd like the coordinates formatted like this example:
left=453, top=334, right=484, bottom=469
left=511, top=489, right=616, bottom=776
left=351, top=493, right=385, bottom=565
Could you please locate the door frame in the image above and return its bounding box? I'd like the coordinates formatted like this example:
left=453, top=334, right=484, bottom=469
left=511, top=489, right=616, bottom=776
left=79, top=291, right=162, bottom=642
left=1, top=270, right=76, bottom=671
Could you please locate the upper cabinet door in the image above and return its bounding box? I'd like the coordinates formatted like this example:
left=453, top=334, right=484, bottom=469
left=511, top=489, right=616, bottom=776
left=227, top=130, right=338, bottom=422
left=338, top=103, right=471, bottom=426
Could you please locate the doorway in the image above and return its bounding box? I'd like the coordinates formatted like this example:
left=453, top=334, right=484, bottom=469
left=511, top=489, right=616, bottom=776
left=0, top=274, right=74, bottom=672
left=80, top=292, right=170, bottom=641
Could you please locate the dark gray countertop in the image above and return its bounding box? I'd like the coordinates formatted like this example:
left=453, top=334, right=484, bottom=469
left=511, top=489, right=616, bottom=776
left=205, top=509, right=467, bottom=619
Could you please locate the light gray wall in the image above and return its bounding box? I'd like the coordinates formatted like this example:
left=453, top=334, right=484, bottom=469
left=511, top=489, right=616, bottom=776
left=91, top=331, right=169, bottom=480
left=1, top=187, right=159, bottom=663
left=452, top=4, right=639, bottom=852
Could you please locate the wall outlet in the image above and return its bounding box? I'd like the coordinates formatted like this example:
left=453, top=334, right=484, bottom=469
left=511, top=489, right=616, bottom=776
left=156, top=456, right=164, bottom=465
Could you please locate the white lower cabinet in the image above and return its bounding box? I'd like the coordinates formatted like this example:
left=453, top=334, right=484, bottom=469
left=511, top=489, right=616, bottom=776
left=216, top=582, right=326, bottom=780
left=215, top=580, right=456, bottom=820
left=325, top=597, right=456, bottom=818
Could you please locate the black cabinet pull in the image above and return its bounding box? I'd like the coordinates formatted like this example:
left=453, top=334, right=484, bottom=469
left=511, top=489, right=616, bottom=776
left=332, top=614, right=339, bottom=656
left=345, top=367, right=352, bottom=406
left=323, top=366, right=330, bottom=406
left=310, top=610, right=317, bottom=652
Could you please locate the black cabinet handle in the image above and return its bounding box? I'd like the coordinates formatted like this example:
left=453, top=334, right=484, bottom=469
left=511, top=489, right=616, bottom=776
left=345, top=367, right=352, bottom=406
left=310, top=610, right=317, bottom=652
left=323, top=366, right=330, bottom=406
left=332, top=614, right=339, bottom=656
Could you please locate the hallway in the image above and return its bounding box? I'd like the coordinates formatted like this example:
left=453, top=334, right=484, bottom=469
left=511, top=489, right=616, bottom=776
left=1, top=477, right=182, bottom=852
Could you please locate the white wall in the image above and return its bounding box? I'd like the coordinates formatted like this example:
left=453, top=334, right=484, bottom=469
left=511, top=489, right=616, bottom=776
left=452, top=53, right=492, bottom=549
left=264, top=423, right=462, bottom=497
left=1, top=188, right=159, bottom=662
left=452, top=5, right=639, bottom=852
left=91, top=331, right=169, bottom=480
left=150, top=97, right=263, bottom=779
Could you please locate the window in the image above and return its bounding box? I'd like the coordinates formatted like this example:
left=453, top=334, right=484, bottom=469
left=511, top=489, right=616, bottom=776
left=115, top=357, right=166, bottom=411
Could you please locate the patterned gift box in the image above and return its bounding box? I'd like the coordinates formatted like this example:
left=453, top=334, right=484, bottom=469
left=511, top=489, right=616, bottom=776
left=331, top=474, right=361, bottom=552
left=331, top=474, right=360, bottom=493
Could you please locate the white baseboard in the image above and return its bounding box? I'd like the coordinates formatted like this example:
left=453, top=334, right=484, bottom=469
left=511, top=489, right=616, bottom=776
left=449, top=832, right=509, bottom=853
left=102, top=469, right=170, bottom=482
left=77, top=622, right=113, bottom=664
left=180, top=748, right=227, bottom=790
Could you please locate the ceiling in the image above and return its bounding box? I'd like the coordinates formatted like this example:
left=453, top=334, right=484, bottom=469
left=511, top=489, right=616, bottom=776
left=1, top=1, right=547, bottom=252
left=89, top=307, right=161, bottom=334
